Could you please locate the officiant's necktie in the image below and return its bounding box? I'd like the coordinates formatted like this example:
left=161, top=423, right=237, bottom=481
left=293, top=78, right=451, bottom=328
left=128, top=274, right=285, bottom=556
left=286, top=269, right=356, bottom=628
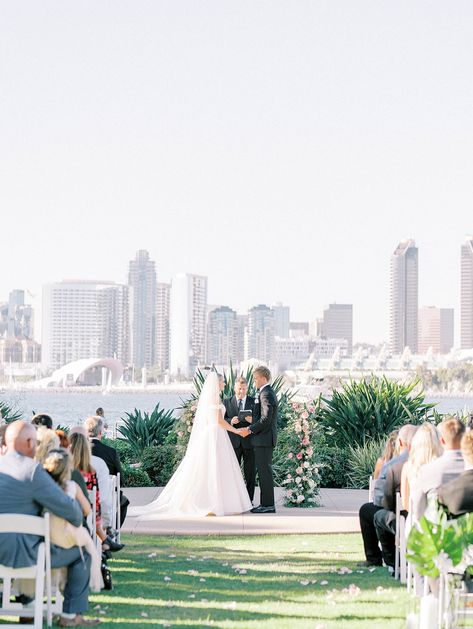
left=238, top=399, right=243, bottom=412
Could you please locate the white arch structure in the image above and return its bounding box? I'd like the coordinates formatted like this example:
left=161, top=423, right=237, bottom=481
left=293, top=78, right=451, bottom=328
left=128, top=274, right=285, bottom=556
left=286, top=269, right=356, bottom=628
left=36, top=358, right=124, bottom=388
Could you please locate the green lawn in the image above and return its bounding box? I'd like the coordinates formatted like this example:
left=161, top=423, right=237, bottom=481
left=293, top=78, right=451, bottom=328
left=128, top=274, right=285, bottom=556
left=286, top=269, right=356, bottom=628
left=89, top=533, right=409, bottom=628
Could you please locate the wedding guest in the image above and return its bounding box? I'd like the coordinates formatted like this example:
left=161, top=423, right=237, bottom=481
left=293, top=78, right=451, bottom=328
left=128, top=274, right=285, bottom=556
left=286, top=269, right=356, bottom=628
left=35, top=426, right=60, bottom=463
left=438, top=430, right=473, bottom=517
left=31, top=413, right=53, bottom=429
left=0, top=423, right=7, bottom=455
left=400, top=423, right=442, bottom=511
left=357, top=425, right=415, bottom=567
left=85, top=415, right=129, bottom=527
left=373, top=430, right=399, bottom=480
left=373, top=424, right=419, bottom=568
left=70, top=432, right=123, bottom=553
left=56, top=429, right=70, bottom=449
left=71, top=426, right=112, bottom=529
left=412, top=417, right=465, bottom=520
left=0, top=421, right=100, bottom=627
left=223, top=377, right=256, bottom=501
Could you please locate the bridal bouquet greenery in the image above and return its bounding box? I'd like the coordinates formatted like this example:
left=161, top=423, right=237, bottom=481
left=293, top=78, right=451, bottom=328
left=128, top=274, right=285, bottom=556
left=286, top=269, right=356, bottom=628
left=281, top=401, right=321, bottom=507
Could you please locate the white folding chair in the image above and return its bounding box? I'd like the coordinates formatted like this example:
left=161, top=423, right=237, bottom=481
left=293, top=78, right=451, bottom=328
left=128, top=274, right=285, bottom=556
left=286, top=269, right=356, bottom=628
left=87, top=487, right=98, bottom=548
left=0, top=512, right=52, bottom=628
left=109, top=474, right=117, bottom=532
left=116, top=473, right=121, bottom=543
left=368, top=475, right=375, bottom=503
left=394, top=491, right=407, bottom=582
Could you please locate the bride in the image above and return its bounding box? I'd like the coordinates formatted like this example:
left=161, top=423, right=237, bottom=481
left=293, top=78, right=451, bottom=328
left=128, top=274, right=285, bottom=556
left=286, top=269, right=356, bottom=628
left=128, top=371, right=252, bottom=518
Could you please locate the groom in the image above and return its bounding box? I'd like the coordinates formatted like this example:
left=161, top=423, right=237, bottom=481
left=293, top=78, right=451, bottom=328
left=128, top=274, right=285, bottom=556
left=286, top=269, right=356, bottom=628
left=240, top=366, right=278, bottom=514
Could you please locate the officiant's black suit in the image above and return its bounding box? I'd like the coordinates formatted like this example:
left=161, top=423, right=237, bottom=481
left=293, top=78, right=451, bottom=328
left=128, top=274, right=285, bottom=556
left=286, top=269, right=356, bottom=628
left=249, top=385, right=278, bottom=507
left=223, top=395, right=256, bottom=501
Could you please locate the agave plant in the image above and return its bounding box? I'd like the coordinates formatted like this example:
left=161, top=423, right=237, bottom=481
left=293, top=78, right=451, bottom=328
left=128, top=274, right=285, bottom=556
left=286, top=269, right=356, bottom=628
left=345, top=437, right=385, bottom=489
left=0, top=400, right=22, bottom=424
left=117, top=404, right=175, bottom=458
left=320, top=376, right=436, bottom=449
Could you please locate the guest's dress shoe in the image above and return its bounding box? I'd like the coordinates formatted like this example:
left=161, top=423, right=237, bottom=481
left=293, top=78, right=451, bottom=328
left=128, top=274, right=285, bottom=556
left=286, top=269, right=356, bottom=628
left=59, top=614, right=101, bottom=627
left=250, top=505, right=276, bottom=514
left=103, top=536, right=124, bottom=552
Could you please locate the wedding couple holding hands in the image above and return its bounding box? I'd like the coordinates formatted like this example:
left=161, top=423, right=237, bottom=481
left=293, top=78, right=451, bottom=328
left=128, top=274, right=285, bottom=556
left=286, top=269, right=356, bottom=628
left=129, top=366, right=278, bottom=519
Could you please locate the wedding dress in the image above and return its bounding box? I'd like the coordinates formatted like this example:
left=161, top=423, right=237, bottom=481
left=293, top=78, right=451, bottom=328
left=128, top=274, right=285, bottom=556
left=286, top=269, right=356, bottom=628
left=128, top=372, right=252, bottom=518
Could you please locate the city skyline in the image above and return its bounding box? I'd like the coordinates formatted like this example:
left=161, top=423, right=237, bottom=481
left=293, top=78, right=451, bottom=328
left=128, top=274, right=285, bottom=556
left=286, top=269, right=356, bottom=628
left=1, top=2, right=472, bottom=346
left=1, top=236, right=470, bottom=349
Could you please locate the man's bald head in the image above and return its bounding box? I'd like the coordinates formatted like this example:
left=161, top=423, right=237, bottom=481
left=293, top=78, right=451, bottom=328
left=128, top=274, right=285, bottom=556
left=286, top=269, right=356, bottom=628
left=5, top=420, right=38, bottom=458
left=398, top=424, right=419, bottom=450
left=70, top=426, right=87, bottom=438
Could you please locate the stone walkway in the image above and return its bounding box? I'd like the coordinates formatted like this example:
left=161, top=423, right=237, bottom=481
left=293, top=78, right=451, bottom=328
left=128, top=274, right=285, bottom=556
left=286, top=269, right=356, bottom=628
left=123, top=487, right=366, bottom=535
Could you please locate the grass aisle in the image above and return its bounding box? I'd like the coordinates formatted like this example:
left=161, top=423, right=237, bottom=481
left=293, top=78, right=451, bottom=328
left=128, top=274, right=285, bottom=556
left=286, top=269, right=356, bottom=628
left=91, top=534, right=409, bottom=629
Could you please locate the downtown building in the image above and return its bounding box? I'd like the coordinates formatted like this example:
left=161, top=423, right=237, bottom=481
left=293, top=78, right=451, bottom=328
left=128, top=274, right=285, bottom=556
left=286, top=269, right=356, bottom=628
left=245, top=304, right=275, bottom=365
left=206, top=306, right=245, bottom=367
left=461, top=237, right=473, bottom=349
left=170, top=273, right=208, bottom=378
left=0, top=289, right=41, bottom=365
left=42, top=280, right=130, bottom=370
left=418, top=306, right=454, bottom=355
left=319, top=303, right=353, bottom=355
left=128, top=250, right=157, bottom=369
left=389, top=239, right=419, bottom=354
left=156, top=282, right=171, bottom=372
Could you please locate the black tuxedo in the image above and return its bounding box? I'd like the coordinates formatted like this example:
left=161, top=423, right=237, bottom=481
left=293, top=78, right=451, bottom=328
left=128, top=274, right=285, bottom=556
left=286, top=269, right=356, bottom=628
left=438, top=469, right=473, bottom=517
left=249, top=384, right=278, bottom=507
left=91, top=438, right=129, bottom=526
left=223, top=395, right=256, bottom=501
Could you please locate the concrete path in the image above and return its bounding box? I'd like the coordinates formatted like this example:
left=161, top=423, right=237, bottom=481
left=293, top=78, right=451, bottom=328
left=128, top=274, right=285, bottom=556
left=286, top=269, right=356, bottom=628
left=123, top=487, right=366, bottom=536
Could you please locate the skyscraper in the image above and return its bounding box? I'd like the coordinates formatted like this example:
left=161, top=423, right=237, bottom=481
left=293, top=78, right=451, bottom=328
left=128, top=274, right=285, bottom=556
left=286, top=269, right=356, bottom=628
left=170, top=273, right=208, bottom=378
left=271, top=303, right=290, bottom=338
left=207, top=306, right=244, bottom=366
left=156, top=282, right=171, bottom=372
left=128, top=250, right=157, bottom=369
left=245, top=304, right=275, bottom=364
left=321, top=304, right=353, bottom=355
left=42, top=280, right=130, bottom=370
left=418, top=306, right=454, bottom=355
left=461, top=237, right=473, bottom=349
left=389, top=239, right=418, bottom=354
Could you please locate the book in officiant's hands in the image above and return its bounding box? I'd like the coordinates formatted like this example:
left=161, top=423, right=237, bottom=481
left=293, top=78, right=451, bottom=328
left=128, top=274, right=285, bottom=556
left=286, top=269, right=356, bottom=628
left=235, top=409, right=253, bottom=428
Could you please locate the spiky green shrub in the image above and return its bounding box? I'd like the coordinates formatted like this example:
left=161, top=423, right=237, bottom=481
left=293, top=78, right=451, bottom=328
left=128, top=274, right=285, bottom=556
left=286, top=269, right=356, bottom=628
left=320, top=376, right=435, bottom=449
left=0, top=400, right=22, bottom=424
left=345, top=438, right=385, bottom=489
left=117, top=404, right=175, bottom=458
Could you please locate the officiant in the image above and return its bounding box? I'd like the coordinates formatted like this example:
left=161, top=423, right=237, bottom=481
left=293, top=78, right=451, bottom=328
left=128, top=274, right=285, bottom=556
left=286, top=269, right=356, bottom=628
left=223, top=377, right=256, bottom=502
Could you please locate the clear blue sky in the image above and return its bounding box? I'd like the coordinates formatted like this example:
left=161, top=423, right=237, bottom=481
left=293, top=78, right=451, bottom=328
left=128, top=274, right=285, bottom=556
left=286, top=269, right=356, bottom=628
left=1, top=1, right=472, bottom=343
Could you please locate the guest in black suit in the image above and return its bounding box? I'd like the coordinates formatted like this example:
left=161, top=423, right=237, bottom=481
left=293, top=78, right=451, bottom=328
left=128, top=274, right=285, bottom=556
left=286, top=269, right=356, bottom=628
left=373, top=424, right=418, bottom=567
left=223, top=377, right=256, bottom=501
left=438, top=430, right=473, bottom=517
left=240, top=366, right=278, bottom=513
left=85, top=415, right=129, bottom=527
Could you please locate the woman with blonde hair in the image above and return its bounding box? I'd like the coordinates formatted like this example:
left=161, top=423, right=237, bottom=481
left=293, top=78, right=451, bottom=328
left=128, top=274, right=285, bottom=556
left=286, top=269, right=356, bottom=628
left=373, top=430, right=399, bottom=479
left=401, top=422, right=443, bottom=511
left=69, top=432, right=120, bottom=553
left=35, top=426, right=60, bottom=463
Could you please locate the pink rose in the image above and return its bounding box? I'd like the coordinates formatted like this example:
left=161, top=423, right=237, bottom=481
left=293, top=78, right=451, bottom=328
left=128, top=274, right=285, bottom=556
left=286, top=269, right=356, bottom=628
left=306, top=448, right=313, bottom=457
left=296, top=453, right=303, bottom=460
left=301, top=411, right=309, bottom=420
left=287, top=453, right=294, bottom=459
left=302, top=437, right=309, bottom=446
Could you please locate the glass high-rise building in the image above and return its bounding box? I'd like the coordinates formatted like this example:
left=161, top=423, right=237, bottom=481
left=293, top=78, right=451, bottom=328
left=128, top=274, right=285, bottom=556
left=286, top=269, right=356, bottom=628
left=389, top=239, right=418, bottom=354
left=170, top=273, right=208, bottom=378
left=42, top=280, right=130, bottom=370
left=128, top=250, right=157, bottom=369
left=461, top=237, right=473, bottom=349
left=207, top=306, right=244, bottom=366
left=245, top=304, right=275, bottom=364
left=321, top=303, right=353, bottom=355
left=156, top=282, right=171, bottom=372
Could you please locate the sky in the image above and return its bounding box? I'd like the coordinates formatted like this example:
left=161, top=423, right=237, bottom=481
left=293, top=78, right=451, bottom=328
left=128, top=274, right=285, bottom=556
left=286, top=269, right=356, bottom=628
left=1, top=1, right=473, bottom=343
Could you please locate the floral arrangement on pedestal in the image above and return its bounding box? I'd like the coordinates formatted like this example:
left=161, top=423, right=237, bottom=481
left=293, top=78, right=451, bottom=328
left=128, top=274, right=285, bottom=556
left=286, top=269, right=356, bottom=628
left=281, top=401, right=321, bottom=507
